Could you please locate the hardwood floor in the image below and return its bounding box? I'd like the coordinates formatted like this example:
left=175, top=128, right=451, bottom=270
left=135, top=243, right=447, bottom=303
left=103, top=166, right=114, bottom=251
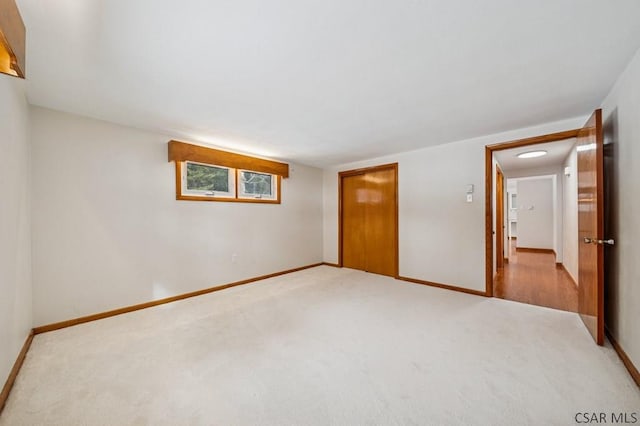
left=494, top=240, right=578, bottom=312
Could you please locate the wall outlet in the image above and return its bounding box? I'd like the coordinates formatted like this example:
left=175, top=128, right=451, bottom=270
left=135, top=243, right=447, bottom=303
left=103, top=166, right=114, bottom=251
left=231, top=253, right=238, bottom=263
left=466, top=194, right=473, bottom=203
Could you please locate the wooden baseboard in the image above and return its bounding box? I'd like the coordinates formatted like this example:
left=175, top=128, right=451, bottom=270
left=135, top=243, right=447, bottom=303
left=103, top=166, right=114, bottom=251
left=33, top=263, right=323, bottom=334
left=322, top=265, right=484, bottom=298
left=557, top=263, right=578, bottom=287
left=606, top=328, right=640, bottom=388
left=397, top=276, right=487, bottom=297
left=504, top=257, right=509, bottom=264
left=515, top=247, right=555, bottom=254
left=0, top=330, right=34, bottom=415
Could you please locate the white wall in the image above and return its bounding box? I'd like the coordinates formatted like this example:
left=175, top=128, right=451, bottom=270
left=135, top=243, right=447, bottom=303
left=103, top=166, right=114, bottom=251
left=0, top=76, right=32, bottom=387
left=504, top=163, right=566, bottom=261
left=506, top=180, right=518, bottom=240
left=30, top=107, right=323, bottom=326
left=600, top=47, right=640, bottom=370
left=515, top=177, right=554, bottom=250
left=323, top=116, right=586, bottom=292
left=562, top=145, right=579, bottom=283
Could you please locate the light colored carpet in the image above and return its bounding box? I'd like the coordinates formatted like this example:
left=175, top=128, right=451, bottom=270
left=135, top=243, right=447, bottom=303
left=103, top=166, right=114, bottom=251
left=1, top=266, right=638, bottom=425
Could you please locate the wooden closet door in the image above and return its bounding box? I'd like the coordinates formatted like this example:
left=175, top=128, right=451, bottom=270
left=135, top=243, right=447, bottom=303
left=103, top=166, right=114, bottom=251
left=364, top=167, right=397, bottom=276
left=340, top=164, right=397, bottom=278
left=342, top=173, right=367, bottom=271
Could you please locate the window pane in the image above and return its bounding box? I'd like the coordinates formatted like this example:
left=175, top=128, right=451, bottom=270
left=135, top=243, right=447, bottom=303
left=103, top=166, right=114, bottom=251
left=241, top=171, right=272, bottom=196
left=186, top=163, right=229, bottom=192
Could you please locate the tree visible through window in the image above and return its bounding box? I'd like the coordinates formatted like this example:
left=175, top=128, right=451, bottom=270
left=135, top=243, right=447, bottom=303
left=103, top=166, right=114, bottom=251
left=186, top=162, right=229, bottom=192
left=240, top=171, right=272, bottom=196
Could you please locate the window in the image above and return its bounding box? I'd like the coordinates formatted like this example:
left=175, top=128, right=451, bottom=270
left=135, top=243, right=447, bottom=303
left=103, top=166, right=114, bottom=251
left=178, top=162, right=279, bottom=202
left=169, top=140, right=287, bottom=204
left=183, top=161, right=234, bottom=198
left=238, top=170, right=276, bottom=200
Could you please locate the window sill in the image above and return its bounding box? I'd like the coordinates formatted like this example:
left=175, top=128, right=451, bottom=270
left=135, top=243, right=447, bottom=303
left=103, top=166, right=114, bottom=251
left=176, top=194, right=281, bottom=204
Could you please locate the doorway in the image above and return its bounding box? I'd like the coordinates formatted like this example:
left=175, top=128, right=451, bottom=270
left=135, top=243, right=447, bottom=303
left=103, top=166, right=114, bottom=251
left=486, top=110, right=608, bottom=345
left=339, top=163, right=398, bottom=277
left=485, top=130, right=582, bottom=311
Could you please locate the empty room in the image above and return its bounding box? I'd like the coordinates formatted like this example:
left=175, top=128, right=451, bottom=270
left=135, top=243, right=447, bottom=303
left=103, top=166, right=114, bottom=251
left=1, top=1, right=640, bottom=425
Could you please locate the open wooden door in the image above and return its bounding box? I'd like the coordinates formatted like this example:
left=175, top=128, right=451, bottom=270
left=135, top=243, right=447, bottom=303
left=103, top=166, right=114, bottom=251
left=577, top=109, right=609, bottom=345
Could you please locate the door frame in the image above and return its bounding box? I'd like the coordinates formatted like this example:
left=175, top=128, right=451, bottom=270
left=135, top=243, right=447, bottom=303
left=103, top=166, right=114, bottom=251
left=496, top=165, right=505, bottom=269
left=484, top=129, right=580, bottom=296
left=338, top=162, right=399, bottom=278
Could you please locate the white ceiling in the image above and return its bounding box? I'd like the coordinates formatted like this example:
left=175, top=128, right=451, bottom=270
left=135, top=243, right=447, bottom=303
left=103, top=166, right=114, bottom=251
left=16, top=0, right=640, bottom=167
left=494, top=138, right=576, bottom=172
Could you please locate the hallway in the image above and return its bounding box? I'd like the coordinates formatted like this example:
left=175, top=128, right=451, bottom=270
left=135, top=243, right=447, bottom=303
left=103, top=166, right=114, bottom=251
left=494, top=240, right=578, bottom=312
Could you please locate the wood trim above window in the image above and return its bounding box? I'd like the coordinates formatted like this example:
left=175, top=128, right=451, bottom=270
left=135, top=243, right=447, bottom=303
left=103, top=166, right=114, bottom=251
left=168, top=140, right=289, bottom=178
left=0, top=0, right=26, bottom=78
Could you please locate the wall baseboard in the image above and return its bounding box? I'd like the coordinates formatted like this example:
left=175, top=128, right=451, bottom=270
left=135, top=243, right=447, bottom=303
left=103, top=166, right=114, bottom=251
left=33, top=263, right=324, bottom=335
left=515, top=247, right=555, bottom=254
left=397, top=276, right=487, bottom=297
left=0, top=330, right=35, bottom=415
left=557, top=263, right=578, bottom=287
left=606, top=328, right=640, bottom=388
left=323, top=265, right=486, bottom=298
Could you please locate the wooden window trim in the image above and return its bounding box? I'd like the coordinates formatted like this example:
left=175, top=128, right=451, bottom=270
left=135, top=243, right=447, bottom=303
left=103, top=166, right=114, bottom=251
left=0, top=0, right=26, bottom=78
left=168, top=140, right=289, bottom=178
left=174, top=162, right=282, bottom=204
left=169, top=141, right=286, bottom=204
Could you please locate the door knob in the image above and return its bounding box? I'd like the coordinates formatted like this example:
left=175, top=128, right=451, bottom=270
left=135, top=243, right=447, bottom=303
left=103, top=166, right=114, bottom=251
left=583, top=237, right=615, bottom=245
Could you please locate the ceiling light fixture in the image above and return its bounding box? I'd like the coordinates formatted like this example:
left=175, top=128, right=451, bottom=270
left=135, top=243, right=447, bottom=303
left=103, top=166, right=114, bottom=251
left=517, top=150, right=547, bottom=159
